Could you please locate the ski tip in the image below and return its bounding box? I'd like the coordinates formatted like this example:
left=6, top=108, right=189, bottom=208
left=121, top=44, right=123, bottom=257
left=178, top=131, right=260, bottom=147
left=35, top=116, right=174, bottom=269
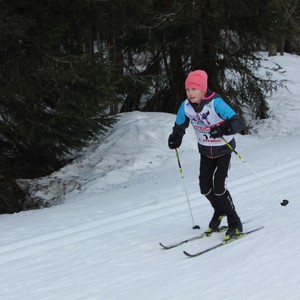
left=159, top=242, right=171, bottom=249
left=183, top=250, right=194, bottom=257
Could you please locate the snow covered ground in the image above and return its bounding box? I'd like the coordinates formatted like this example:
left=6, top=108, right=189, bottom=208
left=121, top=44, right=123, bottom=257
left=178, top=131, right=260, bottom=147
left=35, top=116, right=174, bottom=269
left=1, top=52, right=300, bottom=300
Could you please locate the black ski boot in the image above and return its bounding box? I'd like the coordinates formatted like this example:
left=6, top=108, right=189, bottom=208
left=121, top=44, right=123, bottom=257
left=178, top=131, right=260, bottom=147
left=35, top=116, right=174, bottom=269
left=215, top=190, right=243, bottom=241
left=224, top=225, right=243, bottom=242
left=205, top=191, right=225, bottom=231
left=208, top=212, right=226, bottom=230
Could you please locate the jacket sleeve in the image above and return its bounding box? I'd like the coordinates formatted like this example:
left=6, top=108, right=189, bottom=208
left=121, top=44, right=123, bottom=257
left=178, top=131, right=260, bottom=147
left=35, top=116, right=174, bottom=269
left=172, top=101, right=190, bottom=138
left=227, top=115, right=245, bottom=134
left=214, top=98, right=245, bottom=134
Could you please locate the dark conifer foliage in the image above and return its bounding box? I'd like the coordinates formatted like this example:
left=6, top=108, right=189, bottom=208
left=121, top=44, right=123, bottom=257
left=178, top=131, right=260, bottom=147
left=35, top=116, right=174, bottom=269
left=133, top=0, right=289, bottom=118
left=0, top=0, right=116, bottom=178
left=110, top=0, right=293, bottom=119
left=0, top=0, right=116, bottom=211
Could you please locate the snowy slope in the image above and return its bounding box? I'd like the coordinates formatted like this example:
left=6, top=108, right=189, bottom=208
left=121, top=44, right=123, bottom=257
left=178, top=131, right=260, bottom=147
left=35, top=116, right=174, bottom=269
left=0, top=52, right=300, bottom=300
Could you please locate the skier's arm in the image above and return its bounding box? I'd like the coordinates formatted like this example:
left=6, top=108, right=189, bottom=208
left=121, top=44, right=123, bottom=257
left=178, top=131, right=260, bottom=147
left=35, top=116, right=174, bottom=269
left=173, top=101, right=190, bottom=138
left=211, top=98, right=244, bottom=136
left=168, top=101, right=190, bottom=149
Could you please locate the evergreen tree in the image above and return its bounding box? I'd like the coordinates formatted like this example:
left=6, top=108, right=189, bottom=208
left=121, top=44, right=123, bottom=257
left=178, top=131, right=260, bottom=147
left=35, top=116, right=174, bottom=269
left=0, top=0, right=116, bottom=212
left=124, top=0, right=288, bottom=121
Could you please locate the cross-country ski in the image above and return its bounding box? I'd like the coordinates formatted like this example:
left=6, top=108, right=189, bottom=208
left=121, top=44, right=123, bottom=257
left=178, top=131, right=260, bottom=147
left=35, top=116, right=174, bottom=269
left=183, top=226, right=264, bottom=257
left=159, top=226, right=228, bottom=249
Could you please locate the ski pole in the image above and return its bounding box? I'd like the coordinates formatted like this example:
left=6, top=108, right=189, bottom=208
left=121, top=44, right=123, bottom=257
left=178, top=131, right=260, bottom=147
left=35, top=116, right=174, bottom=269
left=221, top=137, right=289, bottom=206
left=175, top=148, right=201, bottom=229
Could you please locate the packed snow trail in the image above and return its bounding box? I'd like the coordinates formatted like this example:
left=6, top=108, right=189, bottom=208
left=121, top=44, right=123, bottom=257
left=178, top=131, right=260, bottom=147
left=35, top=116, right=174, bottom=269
left=0, top=154, right=299, bottom=299
left=0, top=157, right=297, bottom=265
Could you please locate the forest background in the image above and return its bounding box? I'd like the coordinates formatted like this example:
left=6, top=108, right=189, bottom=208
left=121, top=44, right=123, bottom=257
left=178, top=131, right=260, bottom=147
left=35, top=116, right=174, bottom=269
left=1, top=0, right=300, bottom=213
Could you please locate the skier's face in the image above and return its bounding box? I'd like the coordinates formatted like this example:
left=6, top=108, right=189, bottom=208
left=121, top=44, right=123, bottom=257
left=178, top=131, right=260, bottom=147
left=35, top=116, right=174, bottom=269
left=186, top=88, right=205, bottom=104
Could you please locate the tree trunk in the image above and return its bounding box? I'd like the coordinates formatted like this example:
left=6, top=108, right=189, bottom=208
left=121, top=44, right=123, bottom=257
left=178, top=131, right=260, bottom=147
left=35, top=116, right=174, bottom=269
left=268, top=42, right=277, bottom=56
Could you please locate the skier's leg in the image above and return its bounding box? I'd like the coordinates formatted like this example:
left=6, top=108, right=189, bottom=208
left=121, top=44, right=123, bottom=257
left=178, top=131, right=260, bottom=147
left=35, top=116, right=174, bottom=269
left=199, top=155, right=225, bottom=229
left=213, top=155, right=242, bottom=232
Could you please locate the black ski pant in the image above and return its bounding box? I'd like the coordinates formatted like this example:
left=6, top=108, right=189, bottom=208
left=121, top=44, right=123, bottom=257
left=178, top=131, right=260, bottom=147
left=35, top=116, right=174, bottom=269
left=199, top=154, right=231, bottom=196
left=199, top=154, right=241, bottom=227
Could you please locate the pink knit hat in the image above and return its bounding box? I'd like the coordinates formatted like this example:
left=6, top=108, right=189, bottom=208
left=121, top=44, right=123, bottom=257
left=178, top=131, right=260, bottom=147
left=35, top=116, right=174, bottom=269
left=185, top=70, right=208, bottom=92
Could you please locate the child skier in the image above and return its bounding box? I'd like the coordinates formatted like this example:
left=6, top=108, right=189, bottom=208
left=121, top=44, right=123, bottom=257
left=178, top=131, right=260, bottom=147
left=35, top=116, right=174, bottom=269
left=168, top=70, right=244, bottom=241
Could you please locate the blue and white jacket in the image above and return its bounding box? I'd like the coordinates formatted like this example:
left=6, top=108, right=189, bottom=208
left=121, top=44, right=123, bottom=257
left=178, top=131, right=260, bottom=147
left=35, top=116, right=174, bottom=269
left=172, top=90, right=244, bottom=157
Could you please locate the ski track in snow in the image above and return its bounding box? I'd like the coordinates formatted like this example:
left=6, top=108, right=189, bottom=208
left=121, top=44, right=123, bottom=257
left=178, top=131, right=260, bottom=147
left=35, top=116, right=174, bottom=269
left=0, top=158, right=299, bottom=266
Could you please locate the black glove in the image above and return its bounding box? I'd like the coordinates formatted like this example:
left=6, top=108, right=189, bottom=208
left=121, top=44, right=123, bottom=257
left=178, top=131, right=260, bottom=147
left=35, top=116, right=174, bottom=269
left=210, top=122, right=232, bottom=138
left=168, top=133, right=182, bottom=149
